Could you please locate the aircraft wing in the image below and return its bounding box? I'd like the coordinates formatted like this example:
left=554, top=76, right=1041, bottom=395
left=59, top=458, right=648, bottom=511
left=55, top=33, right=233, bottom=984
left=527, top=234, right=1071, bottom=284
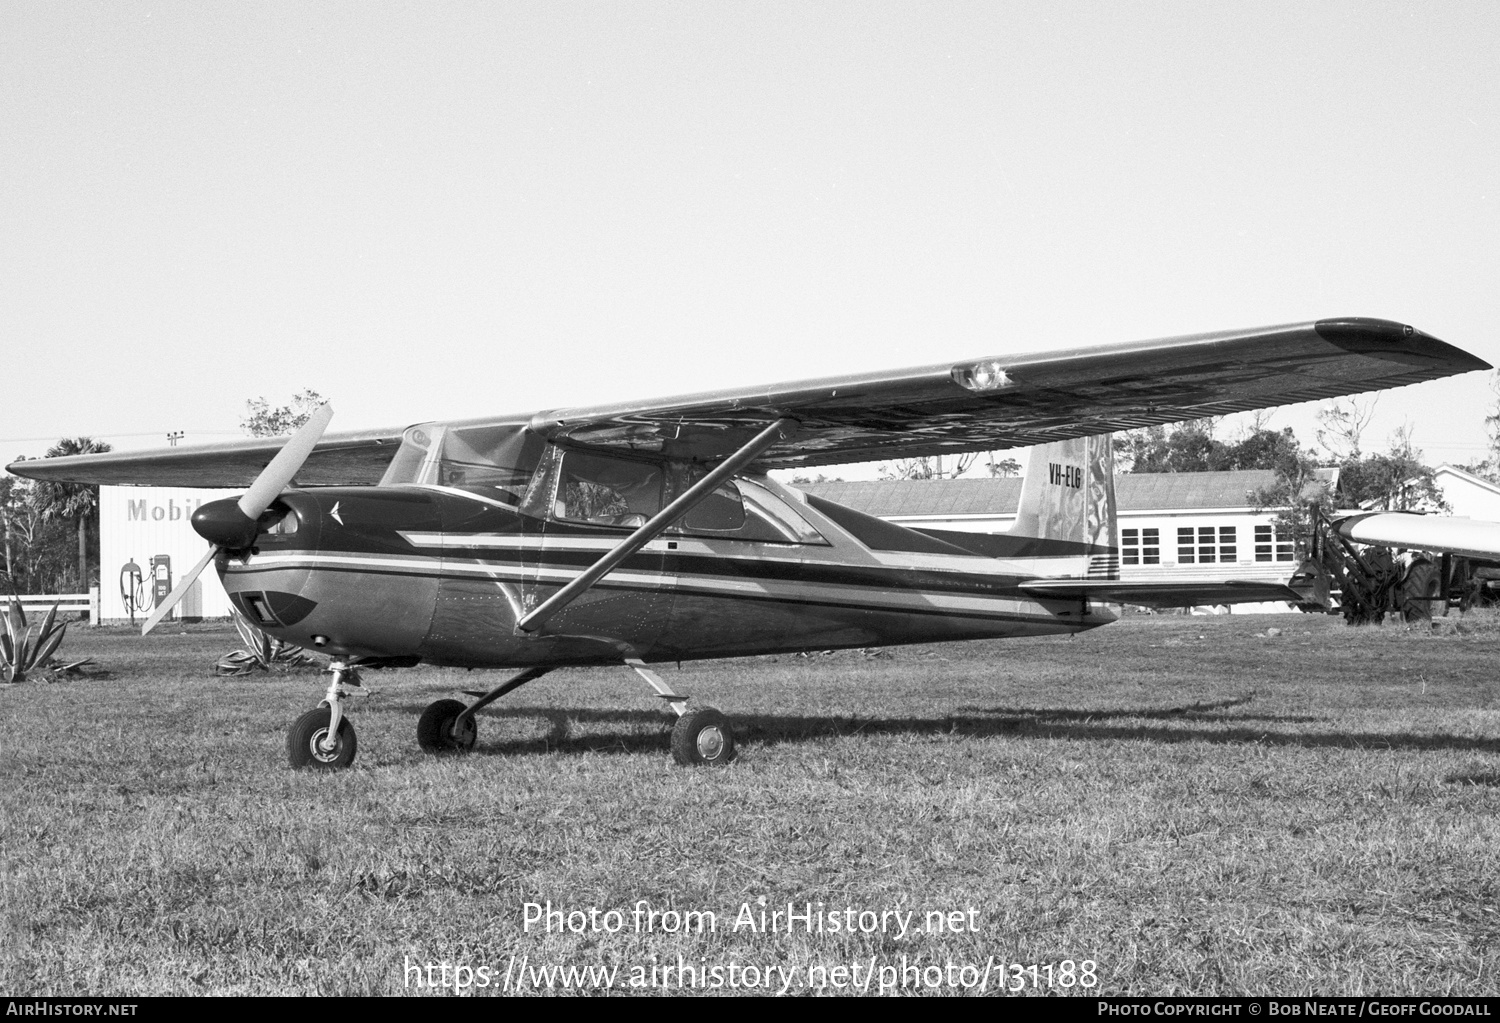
left=5, top=428, right=405, bottom=488
left=1020, top=578, right=1316, bottom=609
left=1332, top=511, right=1500, bottom=560
left=533, top=317, right=1488, bottom=469
left=7, top=316, right=1486, bottom=485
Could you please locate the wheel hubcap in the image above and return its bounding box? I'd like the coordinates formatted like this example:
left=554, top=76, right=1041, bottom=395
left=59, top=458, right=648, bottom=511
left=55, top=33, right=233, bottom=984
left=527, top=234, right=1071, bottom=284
left=310, top=727, right=341, bottom=762
left=695, top=725, right=725, bottom=760
left=446, top=716, right=476, bottom=748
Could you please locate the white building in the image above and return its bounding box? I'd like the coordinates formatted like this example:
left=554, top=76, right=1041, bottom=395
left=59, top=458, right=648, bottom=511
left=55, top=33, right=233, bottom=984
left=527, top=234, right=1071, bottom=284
left=1429, top=465, right=1500, bottom=521
left=802, top=469, right=1334, bottom=612
left=98, top=487, right=238, bottom=623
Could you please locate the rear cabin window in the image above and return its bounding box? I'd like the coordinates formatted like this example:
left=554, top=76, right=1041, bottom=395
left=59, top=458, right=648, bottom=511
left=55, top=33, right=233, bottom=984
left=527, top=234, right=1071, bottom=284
left=667, top=470, right=826, bottom=544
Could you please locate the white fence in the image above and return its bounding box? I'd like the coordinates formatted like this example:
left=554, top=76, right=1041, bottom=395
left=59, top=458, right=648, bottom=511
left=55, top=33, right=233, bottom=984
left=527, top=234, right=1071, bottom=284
left=6, top=588, right=102, bottom=625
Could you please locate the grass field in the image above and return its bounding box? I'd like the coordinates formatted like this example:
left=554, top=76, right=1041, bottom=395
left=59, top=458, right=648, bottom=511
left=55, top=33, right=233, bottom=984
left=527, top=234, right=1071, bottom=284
left=3, top=611, right=1500, bottom=996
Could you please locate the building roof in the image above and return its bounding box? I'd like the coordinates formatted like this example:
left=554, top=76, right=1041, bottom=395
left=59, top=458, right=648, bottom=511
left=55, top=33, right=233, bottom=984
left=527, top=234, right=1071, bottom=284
left=800, top=478, right=1025, bottom=517
left=1434, top=463, right=1500, bottom=498
left=799, top=468, right=1336, bottom=517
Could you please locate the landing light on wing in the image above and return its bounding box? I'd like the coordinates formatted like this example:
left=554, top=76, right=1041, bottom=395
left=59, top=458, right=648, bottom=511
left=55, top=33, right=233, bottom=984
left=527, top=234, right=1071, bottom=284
left=952, top=358, right=1012, bottom=392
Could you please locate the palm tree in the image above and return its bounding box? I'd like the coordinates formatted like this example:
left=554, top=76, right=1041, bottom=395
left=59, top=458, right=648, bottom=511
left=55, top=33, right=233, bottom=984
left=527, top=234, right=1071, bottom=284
left=0, top=473, right=20, bottom=593
left=33, top=437, right=111, bottom=593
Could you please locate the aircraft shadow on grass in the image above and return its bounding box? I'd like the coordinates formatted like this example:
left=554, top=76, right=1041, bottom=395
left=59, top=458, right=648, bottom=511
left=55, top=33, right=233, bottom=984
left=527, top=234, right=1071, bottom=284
left=388, top=699, right=1500, bottom=761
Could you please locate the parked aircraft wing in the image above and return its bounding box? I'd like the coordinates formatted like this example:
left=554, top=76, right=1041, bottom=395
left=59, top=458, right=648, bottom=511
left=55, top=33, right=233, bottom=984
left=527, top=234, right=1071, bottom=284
left=533, top=317, right=1488, bottom=468
left=1332, top=511, right=1500, bottom=560
left=9, top=317, right=1485, bottom=485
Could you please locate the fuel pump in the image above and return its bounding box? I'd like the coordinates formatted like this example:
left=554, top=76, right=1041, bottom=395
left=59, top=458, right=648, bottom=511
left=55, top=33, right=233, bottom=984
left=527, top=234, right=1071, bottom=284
left=120, top=559, right=145, bottom=626
left=149, top=554, right=173, bottom=621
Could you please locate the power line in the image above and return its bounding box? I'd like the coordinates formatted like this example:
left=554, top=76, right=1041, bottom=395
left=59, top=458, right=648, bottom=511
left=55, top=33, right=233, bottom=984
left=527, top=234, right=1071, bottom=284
left=0, top=430, right=241, bottom=444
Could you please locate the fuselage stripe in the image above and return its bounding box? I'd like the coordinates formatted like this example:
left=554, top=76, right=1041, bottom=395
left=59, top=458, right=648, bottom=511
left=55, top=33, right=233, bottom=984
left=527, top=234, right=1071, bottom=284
left=237, top=548, right=1083, bottom=604
left=227, top=553, right=1080, bottom=619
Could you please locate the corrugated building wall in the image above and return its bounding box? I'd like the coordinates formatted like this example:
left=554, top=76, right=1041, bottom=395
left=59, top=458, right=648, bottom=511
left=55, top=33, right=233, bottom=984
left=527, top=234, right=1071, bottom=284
left=98, top=487, right=238, bottom=622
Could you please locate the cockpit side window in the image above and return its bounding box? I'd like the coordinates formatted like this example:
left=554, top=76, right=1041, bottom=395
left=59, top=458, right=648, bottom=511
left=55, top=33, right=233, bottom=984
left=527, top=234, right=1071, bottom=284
left=551, top=450, right=664, bottom=528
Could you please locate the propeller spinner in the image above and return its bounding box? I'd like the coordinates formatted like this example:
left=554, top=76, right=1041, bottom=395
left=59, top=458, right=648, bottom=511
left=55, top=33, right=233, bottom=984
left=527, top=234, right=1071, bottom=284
left=140, top=404, right=334, bottom=635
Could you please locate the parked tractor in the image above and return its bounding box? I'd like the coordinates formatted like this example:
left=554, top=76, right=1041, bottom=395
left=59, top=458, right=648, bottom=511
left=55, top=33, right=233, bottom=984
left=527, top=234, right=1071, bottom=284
left=1305, top=508, right=1498, bottom=623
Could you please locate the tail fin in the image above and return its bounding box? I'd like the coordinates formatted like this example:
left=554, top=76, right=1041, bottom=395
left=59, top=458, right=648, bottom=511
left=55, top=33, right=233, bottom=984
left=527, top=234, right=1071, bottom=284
left=1011, top=435, right=1118, bottom=579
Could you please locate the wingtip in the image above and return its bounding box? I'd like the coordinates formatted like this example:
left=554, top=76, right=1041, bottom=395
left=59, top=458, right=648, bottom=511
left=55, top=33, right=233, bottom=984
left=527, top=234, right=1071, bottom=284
left=1314, top=317, right=1492, bottom=372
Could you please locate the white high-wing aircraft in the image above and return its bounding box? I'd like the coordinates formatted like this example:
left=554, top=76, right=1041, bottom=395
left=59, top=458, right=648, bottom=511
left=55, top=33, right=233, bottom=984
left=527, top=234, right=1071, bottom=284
left=1332, top=511, right=1500, bottom=562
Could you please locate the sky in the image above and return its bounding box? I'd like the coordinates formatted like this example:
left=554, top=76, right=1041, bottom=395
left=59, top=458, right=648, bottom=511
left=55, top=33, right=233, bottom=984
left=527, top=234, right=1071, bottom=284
left=3, top=1, right=1497, bottom=477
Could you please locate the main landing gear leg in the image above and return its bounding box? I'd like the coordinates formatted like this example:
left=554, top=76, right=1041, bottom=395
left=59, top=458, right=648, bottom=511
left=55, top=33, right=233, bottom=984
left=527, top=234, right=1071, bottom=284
left=417, top=666, right=553, bottom=754
left=287, top=660, right=364, bottom=770
left=626, top=658, right=736, bottom=767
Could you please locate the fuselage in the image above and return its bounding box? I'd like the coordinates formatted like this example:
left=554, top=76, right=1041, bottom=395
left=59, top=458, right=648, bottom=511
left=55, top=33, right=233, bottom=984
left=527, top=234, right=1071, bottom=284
left=218, top=477, right=1115, bottom=668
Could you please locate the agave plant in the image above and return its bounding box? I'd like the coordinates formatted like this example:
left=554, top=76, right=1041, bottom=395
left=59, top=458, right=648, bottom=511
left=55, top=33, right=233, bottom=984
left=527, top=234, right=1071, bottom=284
left=215, top=610, right=319, bottom=676
left=0, top=599, right=72, bottom=683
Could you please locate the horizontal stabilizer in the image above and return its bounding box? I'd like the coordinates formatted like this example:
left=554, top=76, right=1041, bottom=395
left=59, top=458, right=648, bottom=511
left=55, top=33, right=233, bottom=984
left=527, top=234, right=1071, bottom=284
left=1020, top=577, right=1317, bottom=609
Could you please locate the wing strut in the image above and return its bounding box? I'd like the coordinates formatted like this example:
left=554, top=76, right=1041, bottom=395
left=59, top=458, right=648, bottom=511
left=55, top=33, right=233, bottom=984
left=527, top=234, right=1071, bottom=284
left=516, top=418, right=796, bottom=634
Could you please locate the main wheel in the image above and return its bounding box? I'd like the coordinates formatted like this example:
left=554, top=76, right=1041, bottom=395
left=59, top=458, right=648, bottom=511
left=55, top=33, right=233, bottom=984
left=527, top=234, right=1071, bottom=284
left=1399, top=559, right=1440, bottom=622
left=671, top=707, right=736, bottom=767
left=287, top=707, right=357, bottom=770
left=417, top=698, right=477, bottom=753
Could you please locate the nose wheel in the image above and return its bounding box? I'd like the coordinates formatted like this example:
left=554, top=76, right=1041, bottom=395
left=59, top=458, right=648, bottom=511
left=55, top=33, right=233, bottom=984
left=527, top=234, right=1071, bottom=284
left=287, top=660, right=364, bottom=770
left=287, top=707, right=357, bottom=769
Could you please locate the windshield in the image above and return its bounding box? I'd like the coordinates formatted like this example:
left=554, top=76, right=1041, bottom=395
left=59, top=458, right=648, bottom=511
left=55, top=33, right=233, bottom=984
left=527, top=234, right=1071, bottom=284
left=379, top=421, right=544, bottom=505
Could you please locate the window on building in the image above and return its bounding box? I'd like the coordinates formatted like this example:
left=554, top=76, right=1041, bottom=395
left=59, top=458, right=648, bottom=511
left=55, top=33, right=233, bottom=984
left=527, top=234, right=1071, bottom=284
left=1177, top=525, right=1237, bottom=564
left=1121, top=527, right=1160, bottom=565
left=1254, top=524, right=1296, bottom=562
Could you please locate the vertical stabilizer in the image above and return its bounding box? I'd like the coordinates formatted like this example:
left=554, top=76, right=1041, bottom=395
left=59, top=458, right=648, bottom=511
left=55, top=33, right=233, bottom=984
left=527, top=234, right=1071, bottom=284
left=1011, top=435, right=1118, bottom=578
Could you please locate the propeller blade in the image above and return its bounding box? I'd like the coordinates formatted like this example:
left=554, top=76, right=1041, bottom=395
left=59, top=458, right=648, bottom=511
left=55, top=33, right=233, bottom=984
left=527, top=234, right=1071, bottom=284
left=140, top=545, right=219, bottom=636
left=236, top=403, right=335, bottom=521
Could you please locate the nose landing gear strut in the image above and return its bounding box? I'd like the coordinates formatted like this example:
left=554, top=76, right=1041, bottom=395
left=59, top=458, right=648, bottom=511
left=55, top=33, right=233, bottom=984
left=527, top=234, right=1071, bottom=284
left=287, top=660, right=366, bottom=769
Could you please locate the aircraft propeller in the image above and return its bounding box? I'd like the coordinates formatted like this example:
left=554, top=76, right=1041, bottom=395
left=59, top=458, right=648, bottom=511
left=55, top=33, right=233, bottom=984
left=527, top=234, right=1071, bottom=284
left=139, top=403, right=334, bottom=636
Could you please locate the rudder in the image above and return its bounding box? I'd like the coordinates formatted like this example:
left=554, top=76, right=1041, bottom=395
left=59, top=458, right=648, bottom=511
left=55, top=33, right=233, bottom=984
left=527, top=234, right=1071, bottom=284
left=1011, top=435, right=1118, bottom=579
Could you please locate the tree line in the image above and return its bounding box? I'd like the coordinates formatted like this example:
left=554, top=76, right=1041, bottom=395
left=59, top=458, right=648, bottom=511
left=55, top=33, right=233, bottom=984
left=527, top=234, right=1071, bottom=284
left=1115, top=398, right=1462, bottom=514
left=2, top=438, right=111, bottom=595
left=864, top=391, right=1485, bottom=517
